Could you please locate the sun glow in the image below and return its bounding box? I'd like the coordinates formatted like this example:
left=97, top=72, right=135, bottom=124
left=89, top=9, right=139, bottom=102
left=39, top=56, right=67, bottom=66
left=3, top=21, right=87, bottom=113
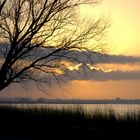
left=87, top=64, right=114, bottom=73
left=67, top=63, right=83, bottom=71
left=80, top=0, right=140, bottom=56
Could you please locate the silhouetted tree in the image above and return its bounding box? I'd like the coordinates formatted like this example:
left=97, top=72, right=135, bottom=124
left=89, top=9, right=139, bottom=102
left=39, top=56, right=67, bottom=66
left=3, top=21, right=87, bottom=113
left=0, top=0, right=6, bottom=14
left=0, top=0, right=110, bottom=91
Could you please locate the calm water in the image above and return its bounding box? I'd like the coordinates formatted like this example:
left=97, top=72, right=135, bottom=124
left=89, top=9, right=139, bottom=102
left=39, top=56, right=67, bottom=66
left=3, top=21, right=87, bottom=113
left=3, top=103, right=140, bottom=116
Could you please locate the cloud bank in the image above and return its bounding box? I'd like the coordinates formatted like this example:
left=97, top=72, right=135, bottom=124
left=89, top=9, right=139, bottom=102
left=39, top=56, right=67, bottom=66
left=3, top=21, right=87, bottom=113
left=58, top=64, right=140, bottom=81
left=1, top=44, right=140, bottom=82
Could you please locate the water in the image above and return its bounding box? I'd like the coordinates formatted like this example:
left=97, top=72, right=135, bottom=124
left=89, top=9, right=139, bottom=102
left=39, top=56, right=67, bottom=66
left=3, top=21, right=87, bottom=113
left=2, top=103, right=140, bottom=116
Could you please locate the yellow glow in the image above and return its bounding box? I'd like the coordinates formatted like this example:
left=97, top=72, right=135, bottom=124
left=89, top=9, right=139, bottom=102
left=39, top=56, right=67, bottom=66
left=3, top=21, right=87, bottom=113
left=87, top=64, right=114, bottom=73
left=67, top=63, right=82, bottom=71
left=80, top=0, right=140, bottom=56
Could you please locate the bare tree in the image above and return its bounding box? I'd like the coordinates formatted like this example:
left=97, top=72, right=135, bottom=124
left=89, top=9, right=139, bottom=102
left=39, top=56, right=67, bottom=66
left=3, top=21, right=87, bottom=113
left=0, top=0, right=6, bottom=14
left=0, top=0, right=110, bottom=91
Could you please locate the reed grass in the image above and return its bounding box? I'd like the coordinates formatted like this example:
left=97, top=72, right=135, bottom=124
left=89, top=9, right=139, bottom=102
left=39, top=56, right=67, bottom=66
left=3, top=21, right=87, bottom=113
left=0, top=104, right=139, bottom=139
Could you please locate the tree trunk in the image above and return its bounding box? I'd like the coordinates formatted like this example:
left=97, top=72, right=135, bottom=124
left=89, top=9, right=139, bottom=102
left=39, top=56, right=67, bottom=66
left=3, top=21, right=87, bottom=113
left=0, top=65, right=9, bottom=91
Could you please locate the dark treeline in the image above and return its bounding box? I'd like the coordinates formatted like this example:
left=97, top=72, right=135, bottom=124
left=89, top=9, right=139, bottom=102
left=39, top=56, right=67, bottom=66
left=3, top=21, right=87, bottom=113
left=0, top=97, right=140, bottom=104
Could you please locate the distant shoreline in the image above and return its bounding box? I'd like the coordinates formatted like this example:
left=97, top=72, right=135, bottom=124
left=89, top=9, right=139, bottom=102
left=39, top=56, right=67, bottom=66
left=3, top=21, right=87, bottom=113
left=0, top=99, right=140, bottom=104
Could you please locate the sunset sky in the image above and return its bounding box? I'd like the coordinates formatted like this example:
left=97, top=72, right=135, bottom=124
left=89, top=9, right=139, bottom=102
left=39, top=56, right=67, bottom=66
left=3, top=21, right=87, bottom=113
left=1, top=0, right=140, bottom=99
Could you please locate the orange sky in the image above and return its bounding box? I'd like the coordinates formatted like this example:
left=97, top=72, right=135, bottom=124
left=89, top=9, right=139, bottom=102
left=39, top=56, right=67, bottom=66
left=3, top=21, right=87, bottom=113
left=1, top=80, right=140, bottom=99
left=0, top=0, right=140, bottom=100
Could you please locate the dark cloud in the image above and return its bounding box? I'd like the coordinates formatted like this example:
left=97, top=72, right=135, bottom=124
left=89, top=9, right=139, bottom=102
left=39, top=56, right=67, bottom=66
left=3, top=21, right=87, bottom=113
left=74, top=53, right=140, bottom=64
left=59, top=64, right=140, bottom=81
left=1, top=42, right=140, bottom=64
left=71, top=53, right=140, bottom=64
left=100, top=55, right=140, bottom=64
left=36, top=48, right=140, bottom=64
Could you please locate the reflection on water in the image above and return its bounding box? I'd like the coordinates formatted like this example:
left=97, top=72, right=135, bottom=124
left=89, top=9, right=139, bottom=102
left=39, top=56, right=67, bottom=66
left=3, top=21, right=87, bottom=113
left=2, top=103, right=140, bottom=116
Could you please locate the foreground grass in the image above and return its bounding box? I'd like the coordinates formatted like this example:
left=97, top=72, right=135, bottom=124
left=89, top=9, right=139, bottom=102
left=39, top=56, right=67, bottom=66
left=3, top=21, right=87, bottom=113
left=0, top=105, right=140, bottom=139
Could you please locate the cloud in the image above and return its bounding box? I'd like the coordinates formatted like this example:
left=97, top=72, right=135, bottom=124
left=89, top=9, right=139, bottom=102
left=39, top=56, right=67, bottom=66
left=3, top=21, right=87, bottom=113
left=1, top=42, right=140, bottom=65
left=37, top=48, right=140, bottom=64
left=72, top=53, right=140, bottom=64
left=1, top=43, right=140, bottom=82
left=52, top=50, right=140, bottom=64
left=100, top=55, right=140, bottom=64
left=50, top=49, right=140, bottom=64
left=58, top=64, right=140, bottom=81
